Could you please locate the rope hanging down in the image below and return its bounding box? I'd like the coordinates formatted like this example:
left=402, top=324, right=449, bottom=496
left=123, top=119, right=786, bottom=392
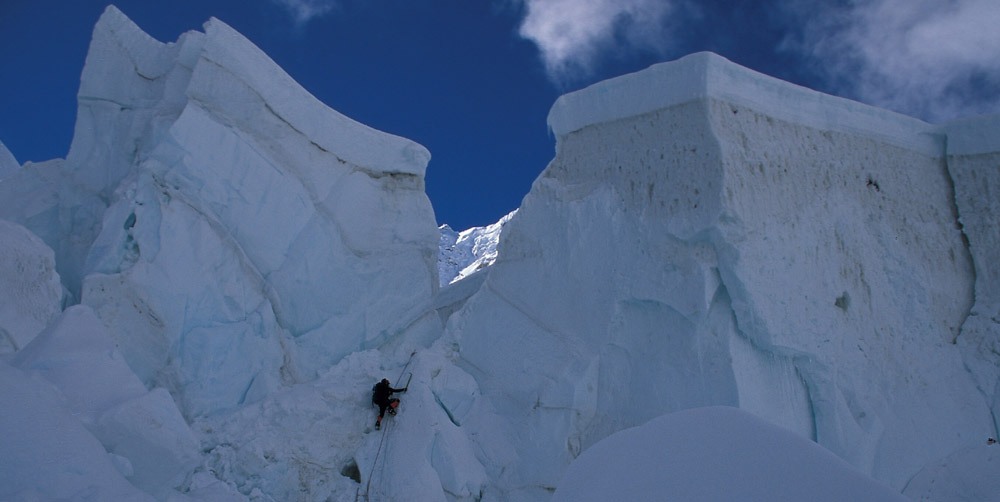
left=356, top=351, right=416, bottom=502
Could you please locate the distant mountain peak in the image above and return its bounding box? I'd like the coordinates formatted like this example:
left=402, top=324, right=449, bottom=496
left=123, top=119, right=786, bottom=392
left=438, top=210, right=517, bottom=286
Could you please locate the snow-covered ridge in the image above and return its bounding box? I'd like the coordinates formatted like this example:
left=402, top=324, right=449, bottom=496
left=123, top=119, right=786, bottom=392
left=438, top=210, right=516, bottom=286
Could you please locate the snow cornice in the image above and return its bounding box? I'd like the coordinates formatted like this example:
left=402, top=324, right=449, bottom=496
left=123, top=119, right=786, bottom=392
left=547, top=52, right=944, bottom=156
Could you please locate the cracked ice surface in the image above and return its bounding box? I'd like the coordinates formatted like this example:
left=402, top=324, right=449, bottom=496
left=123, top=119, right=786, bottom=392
left=8, top=6, right=440, bottom=418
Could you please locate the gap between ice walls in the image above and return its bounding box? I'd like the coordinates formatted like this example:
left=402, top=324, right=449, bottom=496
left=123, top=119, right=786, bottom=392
left=1, top=5, right=1000, bottom=501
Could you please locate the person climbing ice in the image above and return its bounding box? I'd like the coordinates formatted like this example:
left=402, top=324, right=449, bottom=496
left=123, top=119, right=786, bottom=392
left=372, top=378, right=407, bottom=430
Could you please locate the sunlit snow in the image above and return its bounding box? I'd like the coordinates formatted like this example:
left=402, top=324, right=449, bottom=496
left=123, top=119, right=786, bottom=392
left=1, top=5, right=999, bottom=501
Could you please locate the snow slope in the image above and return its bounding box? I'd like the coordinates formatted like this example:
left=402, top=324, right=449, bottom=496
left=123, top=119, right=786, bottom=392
left=553, top=406, right=908, bottom=502
left=1, top=9, right=999, bottom=502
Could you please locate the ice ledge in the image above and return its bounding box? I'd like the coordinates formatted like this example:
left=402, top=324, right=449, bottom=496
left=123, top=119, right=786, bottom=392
left=547, top=52, right=943, bottom=155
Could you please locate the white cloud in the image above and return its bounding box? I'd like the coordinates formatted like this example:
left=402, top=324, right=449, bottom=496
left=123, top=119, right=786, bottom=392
left=785, top=0, right=1000, bottom=122
left=516, top=0, right=677, bottom=86
left=271, top=0, right=338, bottom=25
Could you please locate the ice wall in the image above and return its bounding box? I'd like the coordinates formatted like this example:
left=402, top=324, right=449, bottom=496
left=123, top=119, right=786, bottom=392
left=943, top=114, right=1000, bottom=430
left=0, top=220, right=63, bottom=353
left=2, top=6, right=440, bottom=418
left=446, top=52, right=996, bottom=495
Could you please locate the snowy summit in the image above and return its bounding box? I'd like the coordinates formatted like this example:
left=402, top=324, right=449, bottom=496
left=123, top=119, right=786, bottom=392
left=438, top=210, right=516, bottom=287
left=2, top=6, right=1000, bottom=502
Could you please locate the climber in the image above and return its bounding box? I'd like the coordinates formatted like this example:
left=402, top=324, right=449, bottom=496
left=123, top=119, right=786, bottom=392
left=372, top=378, right=407, bottom=430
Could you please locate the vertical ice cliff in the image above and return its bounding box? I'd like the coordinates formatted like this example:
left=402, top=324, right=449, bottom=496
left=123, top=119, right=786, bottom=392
left=944, top=115, right=1000, bottom=432
left=1, top=6, right=440, bottom=418
left=444, top=52, right=997, bottom=495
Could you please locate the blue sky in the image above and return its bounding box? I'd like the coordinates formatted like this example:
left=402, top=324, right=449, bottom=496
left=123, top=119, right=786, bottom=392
left=1, top=0, right=997, bottom=230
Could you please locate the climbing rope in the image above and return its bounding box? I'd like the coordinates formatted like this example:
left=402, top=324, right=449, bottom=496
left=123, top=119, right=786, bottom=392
left=356, top=351, right=416, bottom=502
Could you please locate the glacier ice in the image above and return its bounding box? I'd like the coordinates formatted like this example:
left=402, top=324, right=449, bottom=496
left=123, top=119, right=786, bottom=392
left=0, top=360, right=155, bottom=501
left=2, top=5, right=441, bottom=418
left=942, top=113, right=1000, bottom=437
left=446, top=51, right=998, bottom=495
left=0, top=220, right=64, bottom=353
left=6, top=305, right=199, bottom=498
left=1, top=7, right=999, bottom=502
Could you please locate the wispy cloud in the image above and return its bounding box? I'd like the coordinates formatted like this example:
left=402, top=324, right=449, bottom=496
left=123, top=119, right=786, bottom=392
left=783, top=0, right=1000, bottom=122
left=515, top=0, right=678, bottom=86
left=271, top=0, right=338, bottom=26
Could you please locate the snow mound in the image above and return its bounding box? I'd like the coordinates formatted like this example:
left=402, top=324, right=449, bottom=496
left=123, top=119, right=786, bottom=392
left=553, top=406, right=908, bottom=502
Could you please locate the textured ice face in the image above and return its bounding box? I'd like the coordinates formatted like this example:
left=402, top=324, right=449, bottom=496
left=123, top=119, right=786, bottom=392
left=0, top=220, right=63, bottom=353
left=33, top=5, right=441, bottom=418
left=448, top=50, right=997, bottom=496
